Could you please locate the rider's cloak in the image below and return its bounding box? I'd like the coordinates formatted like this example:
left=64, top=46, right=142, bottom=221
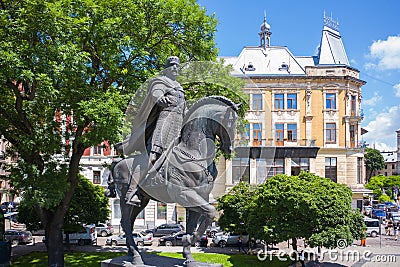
left=121, top=75, right=180, bottom=155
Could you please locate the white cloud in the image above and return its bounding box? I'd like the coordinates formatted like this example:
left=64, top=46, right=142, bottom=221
left=363, top=105, right=400, bottom=151
left=362, top=92, right=382, bottom=106
left=371, top=142, right=396, bottom=152
left=395, top=84, right=400, bottom=97
left=365, top=36, right=400, bottom=70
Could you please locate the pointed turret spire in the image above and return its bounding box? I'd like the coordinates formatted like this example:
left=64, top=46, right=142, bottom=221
left=259, top=11, right=272, bottom=49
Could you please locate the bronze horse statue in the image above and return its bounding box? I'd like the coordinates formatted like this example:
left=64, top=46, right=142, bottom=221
left=108, top=96, right=239, bottom=266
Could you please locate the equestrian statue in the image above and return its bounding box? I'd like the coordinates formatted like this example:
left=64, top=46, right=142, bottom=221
left=106, top=57, right=239, bottom=267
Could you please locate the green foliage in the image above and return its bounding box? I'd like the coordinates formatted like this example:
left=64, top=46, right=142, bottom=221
left=366, top=174, right=400, bottom=200
left=378, top=194, right=391, bottom=203
left=364, top=148, right=385, bottom=180
left=217, top=172, right=365, bottom=249
left=217, top=182, right=254, bottom=234
left=0, top=0, right=218, bottom=263
left=18, top=175, right=110, bottom=231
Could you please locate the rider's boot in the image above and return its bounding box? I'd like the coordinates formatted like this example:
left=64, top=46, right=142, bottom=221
left=125, top=187, right=142, bottom=206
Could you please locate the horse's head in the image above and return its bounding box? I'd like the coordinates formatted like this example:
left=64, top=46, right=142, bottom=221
left=216, top=104, right=238, bottom=154
left=182, top=96, right=239, bottom=156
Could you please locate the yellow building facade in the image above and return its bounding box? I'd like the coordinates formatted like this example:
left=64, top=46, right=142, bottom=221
left=212, top=14, right=371, bottom=210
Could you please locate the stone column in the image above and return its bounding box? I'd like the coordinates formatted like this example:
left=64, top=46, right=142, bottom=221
left=250, top=158, right=257, bottom=184
left=225, top=159, right=233, bottom=186
left=285, top=158, right=291, bottom=176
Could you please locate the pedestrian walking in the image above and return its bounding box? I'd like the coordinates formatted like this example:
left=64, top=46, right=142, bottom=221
left=237, top=235, right=247, bottom=254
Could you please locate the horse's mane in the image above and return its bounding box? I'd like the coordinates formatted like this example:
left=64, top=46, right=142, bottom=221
left=185, top=96, right=237, bottom=119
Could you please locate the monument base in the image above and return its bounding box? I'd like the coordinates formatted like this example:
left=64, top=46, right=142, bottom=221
left=101, top=253, right=223, bottom=267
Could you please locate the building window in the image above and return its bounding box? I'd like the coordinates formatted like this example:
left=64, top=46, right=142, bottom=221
left=256, top=159, right=267, bottom=184
left=275, top=123, right=284, bottom=146
left=137, top=209, right=145, bottom=219
left=357, top=157, right=363, bottom=184
left=287, top=93, right=297, bottom=109
left=253, top=123, right=262, bottom=146
left=93, top=145, right=102, bottom=155
left=287, top=124, right=297, bottom=141
left=291, top=158, right=310, bottom=176
left=267, top=159, right=284, bottom=178
left=93, top=170, right=101, bottom=184
left=252, top=94, right=262, bottom=110
left=325, top=157, right=337, bottom=182
left=113, top=199, right=121, bottom=220
left=274, top=94, right=284, bottom=109
left=351, top=95, right=356, bottom=116
left=157, top=202, right=167, bottom=220
left=326, top=123, right=336, bottom=143
left=326, top=93, right=336, bottom=109
left=350, top=125, right=356, bottom=148
left=232, top=158, right=250, bottom=183
left=393, top=165, right=396, bottom=170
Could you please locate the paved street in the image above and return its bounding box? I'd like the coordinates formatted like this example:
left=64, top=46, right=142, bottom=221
left=9, top=234, right=400, bottom=266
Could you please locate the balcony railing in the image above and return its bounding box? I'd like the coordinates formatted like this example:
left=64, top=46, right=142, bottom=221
left=235, top=138, right=317, bottom=147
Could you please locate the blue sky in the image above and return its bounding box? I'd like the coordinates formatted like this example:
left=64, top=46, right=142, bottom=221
left=197, top=0, right=400, bottom=151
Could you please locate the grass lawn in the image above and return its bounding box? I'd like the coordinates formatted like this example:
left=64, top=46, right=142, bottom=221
left=13, top=251, right=289, bottom=267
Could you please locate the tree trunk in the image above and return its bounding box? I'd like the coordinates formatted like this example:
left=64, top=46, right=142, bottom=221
left=45, top=221, right=65, bottom=267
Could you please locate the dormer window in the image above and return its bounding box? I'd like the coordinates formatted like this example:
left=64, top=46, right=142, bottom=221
left=278, top=62, right=290, bottom=72
left=245, top=62, right=256, bottom=71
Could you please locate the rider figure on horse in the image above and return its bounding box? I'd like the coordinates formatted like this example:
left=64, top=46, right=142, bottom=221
left=116, top=56, right=186, bottom=206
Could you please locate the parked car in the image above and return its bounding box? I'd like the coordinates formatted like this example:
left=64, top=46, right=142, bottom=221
left=4, top=230, right=33, bottom=245
left=205, top=226, right=222, bottom=238
left=385, top=203, right=399, bottom=212
left=371, top=209, right=386, bottom=220
left=393, top=214, right=400, bottom=224
left=374, top=204, right=386, bottom=211
left=42, top=224, right=97, bottom=246
left=133, top=230, right=154, bottom=246
left=212, top=233, right=254, bottom=248
left=95, top=223, right=114, bottom=237
left=158, top=231, right=208, bottom=247
left=106, top=233, right=145, bottom=247
left=147, top=223, right=184, bottom=237
left=384, top=202, right=397, bottom=208
left=364, top=218, right=380, bottom=237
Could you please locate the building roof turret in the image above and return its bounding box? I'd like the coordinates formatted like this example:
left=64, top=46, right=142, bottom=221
left=317, top=12, right=349, bottom=65
left=258, top=11, right=272, bottom=49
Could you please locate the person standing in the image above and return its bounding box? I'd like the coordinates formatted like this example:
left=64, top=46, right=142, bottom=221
left=237, top=235, right=247, bottom=254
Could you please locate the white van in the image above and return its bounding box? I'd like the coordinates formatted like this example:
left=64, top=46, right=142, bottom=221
left=364, top=218, right=380, bottom=237
left=42, top=224, right=97, bottom=245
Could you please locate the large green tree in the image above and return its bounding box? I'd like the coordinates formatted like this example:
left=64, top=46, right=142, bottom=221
left=218, top=172, right=365, bottom=251
left=364, top=148, right=385, bottom=180
left=0, top=0, right=219, bottom=265
left=250, top=172, right=365, bottom=250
